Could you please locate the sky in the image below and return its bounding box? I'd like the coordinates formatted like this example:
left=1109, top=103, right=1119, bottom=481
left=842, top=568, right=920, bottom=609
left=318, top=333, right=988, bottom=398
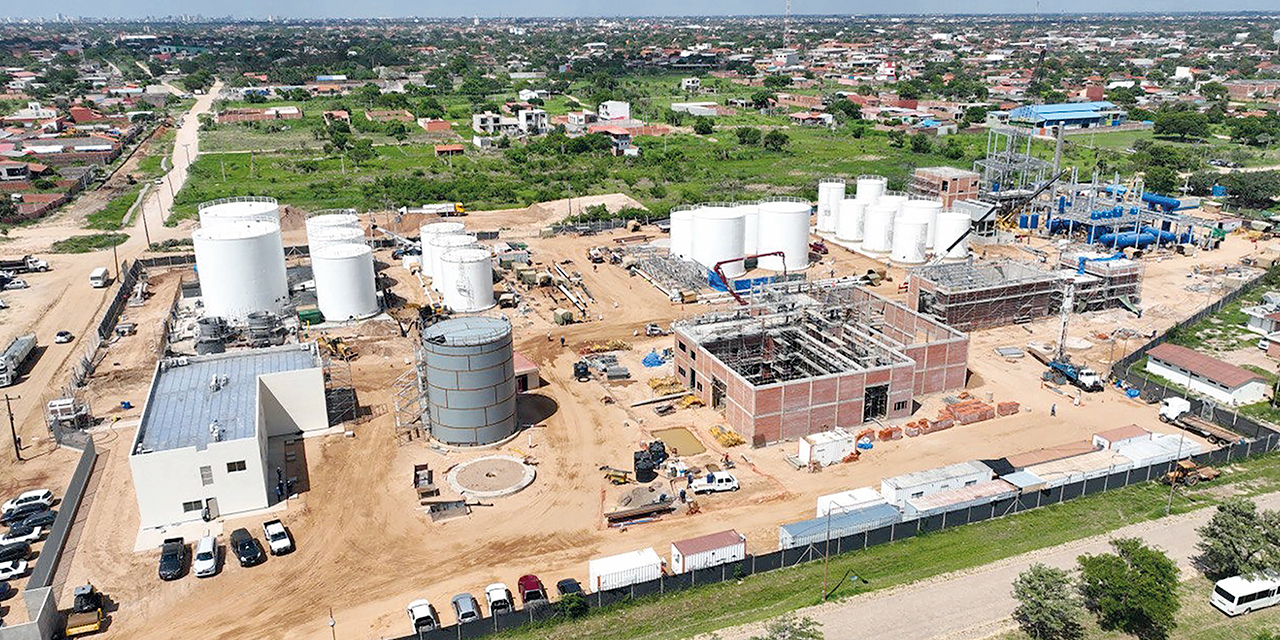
left=12, top=0, right=1280, bottom=19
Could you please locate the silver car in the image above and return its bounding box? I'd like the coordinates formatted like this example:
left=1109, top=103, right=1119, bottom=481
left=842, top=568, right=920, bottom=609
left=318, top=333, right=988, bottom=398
left=452, top=593, right=480, bottom=624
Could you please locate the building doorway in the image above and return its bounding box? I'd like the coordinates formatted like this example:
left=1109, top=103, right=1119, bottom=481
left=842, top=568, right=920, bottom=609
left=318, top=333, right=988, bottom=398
left=711, top=378, right=726, bottom=409
left=863, top=384, right=888, bottom=421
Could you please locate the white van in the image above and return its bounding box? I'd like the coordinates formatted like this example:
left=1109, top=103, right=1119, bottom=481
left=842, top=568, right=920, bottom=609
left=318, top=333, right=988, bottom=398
left=89, top=268, right=109, bottom=288
left=1211, top=574, right=1280, bottom=616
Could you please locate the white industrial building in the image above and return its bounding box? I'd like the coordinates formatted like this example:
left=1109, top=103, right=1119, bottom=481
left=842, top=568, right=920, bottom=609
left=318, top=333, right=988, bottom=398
left=670, top=529, right=746, bottom=574
left=129, top=345, right=328, bottom=530
left=879, top=460, right=992, bottom=507
left=1145, top=343, right=1270, bottom=406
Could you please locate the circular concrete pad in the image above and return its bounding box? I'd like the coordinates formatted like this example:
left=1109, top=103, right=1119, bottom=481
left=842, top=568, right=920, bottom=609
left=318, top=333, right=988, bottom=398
left=447, top=455, right=536, bottom=499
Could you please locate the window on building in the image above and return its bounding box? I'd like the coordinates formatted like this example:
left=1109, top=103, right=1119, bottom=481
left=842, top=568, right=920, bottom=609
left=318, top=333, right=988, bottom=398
left=911, top=491, right=924, bottom=499
left=893, top=400, right=907, bottom=411
left=678, top=341, right=687, bottom=352
left=677, top=366, right=686, bottom=377
left=964, top=479, right=977, bottom=487
left=227, top=460, right=247, bottom=473
left=690, top=351, right=696, bottom=361
left=199, top=465, right=213, bottom=486
left=182, top=500, right=202, bottom=513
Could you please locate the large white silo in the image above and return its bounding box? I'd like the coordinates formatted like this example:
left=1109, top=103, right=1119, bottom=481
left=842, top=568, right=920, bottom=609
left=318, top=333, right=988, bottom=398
left=877, top=194, right=908, bottom=215
left=693, top=207, right=747, bottom=278
left=836, top=199, right=866, bottom=243
left=890, top=214, right=929, bottom=264
left=735, top=203, right=760, bottom=255
left=430, top=234, right=477, bottom=293
left=861, top=203, right=896, bottom=254
left=305, top=209, right=361, bottom=238
left=419, top=221, right=466, bottom=277
left=816, top=179, right=845, bottom=234
left=311, top=242, right=379, bottom=322
left=934, top=211, right=973, bottom=260
left=439, top=248, right=496, bottom=313
left=757, top=198, right=811, bottom=272
left=855, top=176, right=887, bottom=204
left=669, top=208, right=695, bottom=260
left=193, top=219, right=289, bottom=321
left=308, top=225, right=366, bottom=251
left=198, top=196, right=279, bottom=228
left=901, top=200, right=943, bottom=249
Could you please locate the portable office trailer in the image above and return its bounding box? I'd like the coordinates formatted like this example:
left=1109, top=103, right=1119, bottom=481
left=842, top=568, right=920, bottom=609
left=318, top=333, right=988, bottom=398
left=779, top=502, right=902, bottom=550
left=670, top=530, right=746, bottom=574
left=902, top=479, right=1018, bottom=518
left=1024, top=450, right=1134, bottom=488
left=816, top=487, right=886, bottom=517
left=589, top=547, right=663, bottom=591
left=879, top=460, right=992, bottom=507
left=798, top=428, right=857, bottom=466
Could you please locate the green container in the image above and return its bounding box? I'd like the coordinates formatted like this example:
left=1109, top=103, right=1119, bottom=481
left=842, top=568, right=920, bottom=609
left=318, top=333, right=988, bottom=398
left=298, top=308, right=325, bottom=325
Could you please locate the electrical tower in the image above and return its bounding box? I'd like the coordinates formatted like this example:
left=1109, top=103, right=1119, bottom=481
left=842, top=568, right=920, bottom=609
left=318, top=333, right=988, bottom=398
left=784, top=0, right=793, bottom=48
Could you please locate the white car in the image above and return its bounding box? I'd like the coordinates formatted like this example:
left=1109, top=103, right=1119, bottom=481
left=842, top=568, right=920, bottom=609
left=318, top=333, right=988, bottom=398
left=193, top=534, right=218, bottom=578
left=0, top=560, right=27, bottom=580
left=262, top=519, right=293, bottom=555
left=406, top=599, right=438, bottom=632
left=2, top=489, right=53, bottom=514
left=485, top=582, right=513, bottom=615
left=2, top=279, right=28, bottom=291
left=0, top=527, right=42, bottom=545
left=153, top=178, right=165, bottom=185
left=690, top=471, right=740, bottom=495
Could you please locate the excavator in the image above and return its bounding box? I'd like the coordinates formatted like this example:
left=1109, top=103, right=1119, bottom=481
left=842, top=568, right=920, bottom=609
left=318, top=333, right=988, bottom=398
left=316, top=335, right=356, bottom=361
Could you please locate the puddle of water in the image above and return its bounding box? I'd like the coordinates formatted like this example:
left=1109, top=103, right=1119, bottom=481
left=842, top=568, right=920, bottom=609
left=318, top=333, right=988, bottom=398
left=652, top=427, right=706, bottom=456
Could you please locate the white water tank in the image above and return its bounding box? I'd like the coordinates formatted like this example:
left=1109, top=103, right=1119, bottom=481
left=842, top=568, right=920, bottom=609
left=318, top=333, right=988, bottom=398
left=855, top=176, right=887, bottom=204
left=861, top=203, right=896, bottom=254
left=311, top=243, right=379, bottom=321
left=439, top=248, right=495, bottom=313
left=757, top=199, right=811, bottom=271
left=198, top=197, right=279, bottom=228
left=817, top=180, right=845, bottom=234
left=878, top=194, right=908, bottom=215
left=934, top=211, right=972, bottom=260
left=693, top=207, right=746, bottom=278
left=193, top=219, right=289, bottom=321
left=736, top=203, right=760, bottom=255
left=305, top=210, right=360, bottom=238
left=836, top=199, right=866, bottom=242
left=902, top=200, right=942, bottom=249
left=430, top=234, right=477, bottom=292
left=419, top=221, right=466, bottom=277
left=308, top=225, right=366, bottom=251
left=891, top=214, right=929, bottom=264
left=669, top=208, right=695, bottom=260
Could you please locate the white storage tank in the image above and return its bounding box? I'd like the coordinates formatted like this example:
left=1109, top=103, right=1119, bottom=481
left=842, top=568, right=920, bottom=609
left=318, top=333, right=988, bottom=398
left=193, top=219, right=289, bottom=321
left=419, top=221, right=466, bottom=277
left=669, top=207, right=695, bottom=260
left=311, top=243, right=379, bottom=321
left=877, top=194, right=908, bottom=215
left=756, top=199, right=811, bottom=271
left=816, top=179, right=845, bottom=234
left=429, top=233, right=477, bottom=292
left=308, top=225, right=366, bottom=251
left=305, top=209, right=361, bottom=238
left=197, top=196, right=279, bottom=228
left=901, top=200, right=943, bottom=249
left=439, top=248, right=495, bottom=313
left=934, top=211, right=972, bottom=260
left=861, top=203, right=896, bottom=254
left=890, top=214, right=929, bottom=265
left=855, top=175, right=887, bottom=204
left=836, top=199, right=866, bottom=242
left=693, top=207, right=746, bottom=278
left=735, top=203, right=760, bottom=255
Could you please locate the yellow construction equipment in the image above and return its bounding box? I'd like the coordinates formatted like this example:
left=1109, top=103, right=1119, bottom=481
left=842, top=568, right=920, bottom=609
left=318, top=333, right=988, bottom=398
left=678, top=395, right=705, bottom=409
left=1161, top=460, right=1221, bottom=487
left=710, top=425, right=745, bottom=447
left=600, top=466, right=632, bottom=485
left=317, top=335, right=356, bottom=361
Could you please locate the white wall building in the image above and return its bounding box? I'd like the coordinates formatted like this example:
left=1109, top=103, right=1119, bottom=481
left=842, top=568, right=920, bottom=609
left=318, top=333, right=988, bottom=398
left=880, top=460, right=993, bottom=507
left=1145, top=343, right=1270, bottom=406
left=129, top=345, right=328, bottom=530
left=598, top=100, right=630, bottom=121
left=681, top=77, right=702, bottom=92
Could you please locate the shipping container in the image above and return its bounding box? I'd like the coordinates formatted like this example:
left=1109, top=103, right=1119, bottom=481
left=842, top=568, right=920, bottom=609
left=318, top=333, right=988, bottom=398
left=670, top=529, right=746, bottom=574
left=779, top=502, right=902, bottom=550
left=798, top=428, right=858, bottom=466
left=588, top=547, right=663, bottom=592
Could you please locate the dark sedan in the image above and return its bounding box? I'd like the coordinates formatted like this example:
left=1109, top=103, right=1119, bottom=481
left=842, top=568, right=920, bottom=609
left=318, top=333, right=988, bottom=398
left=230, top=528, right=265, bottom=568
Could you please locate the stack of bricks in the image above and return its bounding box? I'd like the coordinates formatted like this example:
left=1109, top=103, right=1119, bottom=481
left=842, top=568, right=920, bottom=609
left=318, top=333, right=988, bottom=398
left=997, top=401, right=1020, bottom=416
left=944, top=399, right=996, bottom=425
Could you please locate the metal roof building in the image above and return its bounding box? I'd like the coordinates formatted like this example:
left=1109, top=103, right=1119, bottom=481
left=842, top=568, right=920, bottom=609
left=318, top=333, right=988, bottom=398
left=1008, top=101, right=1126, bottom=129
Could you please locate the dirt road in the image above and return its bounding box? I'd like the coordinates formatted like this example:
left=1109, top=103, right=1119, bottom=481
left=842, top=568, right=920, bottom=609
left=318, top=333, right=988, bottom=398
left=708, top=492, right=1280, bottom=640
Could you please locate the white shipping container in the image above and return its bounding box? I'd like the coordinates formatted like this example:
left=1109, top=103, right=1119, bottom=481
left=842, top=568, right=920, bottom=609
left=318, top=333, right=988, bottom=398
left=589, top=548, right=663, bottom=591
left=670, top=530, right=747, bottom=574
left=798, top=428, right=857, bottom=466
left=816, top=487, right=886, bottom=518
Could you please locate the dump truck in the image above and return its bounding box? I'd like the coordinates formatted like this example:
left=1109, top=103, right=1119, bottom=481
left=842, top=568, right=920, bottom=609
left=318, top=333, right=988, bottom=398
left=1161, top=460, right=1221, bottom=487
left=1159, top=397, right=1240, bottom=445
left=0, top=255, right=50, bottom=274
left=63, top=584, right=105, bottom=637
left=0, top=334, right=37, bottom=387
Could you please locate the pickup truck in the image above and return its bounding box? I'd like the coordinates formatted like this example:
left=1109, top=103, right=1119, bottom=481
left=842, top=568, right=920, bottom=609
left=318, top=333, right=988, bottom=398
left=158, top=537, right=186, bottom=581
left=690, top=471, right=740, bottom=495
left=262, top=519, right=294, bottom=555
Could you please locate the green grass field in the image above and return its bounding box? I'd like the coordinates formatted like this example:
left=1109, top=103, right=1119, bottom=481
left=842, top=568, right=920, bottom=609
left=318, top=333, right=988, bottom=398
left=51, top=232, right=129, bottom=253
left=1068, top=128, right=1280, bottom=169
left=84, top=186, right=146, bottom=230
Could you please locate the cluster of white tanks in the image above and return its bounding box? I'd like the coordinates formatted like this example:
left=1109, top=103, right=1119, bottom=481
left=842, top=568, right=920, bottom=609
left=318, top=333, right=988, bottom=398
left=417, top=221, right=495, bottom=313
left=825, top=175, right=972, bottom=264
left=193, top=197, right=290, bottom=321
left=305, top=209, right=380, bottom=322
left=668, top=199, right=811, bottom=276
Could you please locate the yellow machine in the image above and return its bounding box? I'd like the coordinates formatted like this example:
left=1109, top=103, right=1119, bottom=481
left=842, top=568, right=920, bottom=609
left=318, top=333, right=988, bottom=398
left=1162, top=460, right=1221, bottom=487
left=317, top=335, right=356, bottom=361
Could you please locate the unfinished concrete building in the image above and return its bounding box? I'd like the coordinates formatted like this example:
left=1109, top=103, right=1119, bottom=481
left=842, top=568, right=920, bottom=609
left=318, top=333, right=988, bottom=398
left=672, top=281, right=969, bottom=446
left=907, top=260, right=1063, bottom=332
left=1058, top=251, right=1143, bottom=313
left=910, top=167, right=981, bottom=207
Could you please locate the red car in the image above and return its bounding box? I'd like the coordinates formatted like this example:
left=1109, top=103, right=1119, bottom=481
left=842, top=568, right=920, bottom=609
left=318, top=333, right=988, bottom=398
left=517, top=574, right=547, bottom=605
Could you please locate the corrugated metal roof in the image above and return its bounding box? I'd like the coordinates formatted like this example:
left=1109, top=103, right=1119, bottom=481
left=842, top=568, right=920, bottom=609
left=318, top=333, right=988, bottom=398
left=1006, top=440, right=1098, bottom=469
left=882, top=460, right=991, bottom=489
left=1025, top=450, right=1132, bottom=483
left=1148, top=343, right=1266, bottom=389
left=906, top=479, right=1018, bottom=512
left=1094, top=425, right=1149, bottom=445
left=779, top=502, right=902, bottom=543
left=1001, top=470, right=1046, bottom=491
left=672, top=529, right=744, bottom=556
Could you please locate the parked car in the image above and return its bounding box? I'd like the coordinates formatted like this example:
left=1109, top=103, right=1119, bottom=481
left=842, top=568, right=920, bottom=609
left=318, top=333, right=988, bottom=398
left=158, top=537, right=187, bottom=581
left=0, top=526, right=42, bottom=546
left=16, top=511, right=56, bottom=530
left=229, top=528, right=265, bottom=567
left=2, top=490, right=53, bottom=514
left=153, top=178, right=165, bottom=185
left=3, top=279, right=28, bottom=291
left=0, top=503, right=48, bottom=526
left=0, top=560, right=27, bottom=580
left=484, top=583, right=513, bottom=615
left=690, top=471, right=740, bottom=494
left=517, top=574, right=547, bottom=605
left=193, top=535, right=218, bottom=577
left=451, top=593, right=481, bottom=624
left=262, top=519, right=293, bottom=555
left=53, top=331, right=73, bottom=344
left=0, top=542, right=30, bottom=563
left=556, top=578, right=585, bottom=597
left=406, top=599, right=438, bottom=632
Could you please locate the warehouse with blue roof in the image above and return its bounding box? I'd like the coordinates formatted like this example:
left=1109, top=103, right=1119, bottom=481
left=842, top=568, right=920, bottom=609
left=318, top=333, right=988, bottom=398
left=1008, top=101, right=1127, bottom=132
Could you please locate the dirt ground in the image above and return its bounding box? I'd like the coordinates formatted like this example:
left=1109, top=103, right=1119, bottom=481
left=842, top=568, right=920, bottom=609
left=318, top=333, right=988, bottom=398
left=4, top=203, right=1266, bottom=640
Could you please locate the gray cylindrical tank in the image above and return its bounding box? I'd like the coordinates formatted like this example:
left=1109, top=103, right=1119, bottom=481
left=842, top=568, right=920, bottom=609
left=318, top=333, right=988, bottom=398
left=421, top=316, right=517, bottom=446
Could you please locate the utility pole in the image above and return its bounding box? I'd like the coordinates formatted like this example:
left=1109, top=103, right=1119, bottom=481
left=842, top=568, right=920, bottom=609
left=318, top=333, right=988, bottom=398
left=822, top=506, right=832, bottom=600
left=327, top=607, right=336, bottom=640
left=4, top=394, right=21, bottom=462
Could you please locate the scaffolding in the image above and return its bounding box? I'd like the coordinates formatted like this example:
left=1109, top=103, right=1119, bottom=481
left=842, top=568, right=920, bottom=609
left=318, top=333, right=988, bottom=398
left=391, top=366, right=427, bottom=445
left=974, top=126, right=1054, bottom=201
left=322, top=351, right=358, bottom=426
left=910, top=260, right=1064, bottom=331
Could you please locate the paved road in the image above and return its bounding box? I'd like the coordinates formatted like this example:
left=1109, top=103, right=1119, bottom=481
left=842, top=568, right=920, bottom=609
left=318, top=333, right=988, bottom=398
left=710, top=492, right=1280, bottom=640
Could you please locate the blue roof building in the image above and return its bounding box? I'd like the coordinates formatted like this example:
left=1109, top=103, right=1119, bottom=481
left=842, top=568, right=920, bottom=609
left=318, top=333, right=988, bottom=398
left=1008, top=101, right=1126, bottom=130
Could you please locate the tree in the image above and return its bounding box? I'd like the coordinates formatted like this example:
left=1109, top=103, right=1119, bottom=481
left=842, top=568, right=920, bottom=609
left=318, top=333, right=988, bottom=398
left=1154, top=111, right=1210, bottom=141
left=828, top=99, right=861, bottom=121
left=750, top=90, right=776, bottom=109
left=346, top=138, right=375, bottom=165
left=554, top=592, right=588, bottom=619
left=1078, top=538, right=1180, bottom=640
left=910, top=134, right=932, bottom=154
left=1012, top=564, right=1084, bottom=640
left=1195, top=498, right=1272, bottom=580
left=748, top=614, right=824, bottom=640
left=1143, top=166, right=1178, bottom=195
left=0, top=194, right=15, bottom=223
left=887, top=130, right=906, bottom=148
left=762, top=130, right=790, bottom=151
left=693, top=117, right=714, bottom=135
left=1199, top=81, right=1227, bottom=102
left=1220, top=171, right=1280, bottom=209
left=763, top=75, right=791, bottom=89
left=735, top=126, right=762, bottom=146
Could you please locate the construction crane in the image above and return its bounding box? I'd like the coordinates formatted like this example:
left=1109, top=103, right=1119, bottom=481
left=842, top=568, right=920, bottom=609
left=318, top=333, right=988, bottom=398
left=715, top=252, right=785, bottom=305
left=1041, top=280, right=1103, bottom=392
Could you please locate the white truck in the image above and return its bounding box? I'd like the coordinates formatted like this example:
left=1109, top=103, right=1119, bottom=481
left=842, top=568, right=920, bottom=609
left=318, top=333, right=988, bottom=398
left=89, top=267, right=110, bottom=288
left=690, top=471, right=740, bottom=495
left=0, top=334, right=37, bottom=387
left=1159, top=397, right=1240, bottom=445
left=0, top=255, right=50, bottom=274
left=406, top=599, right=438, bottom=632
left=262, top=519, right=294, bottom=555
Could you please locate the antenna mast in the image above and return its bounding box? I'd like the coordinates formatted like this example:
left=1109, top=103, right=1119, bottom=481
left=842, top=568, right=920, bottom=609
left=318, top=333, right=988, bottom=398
left=784, top=0, right=793, bottom=48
